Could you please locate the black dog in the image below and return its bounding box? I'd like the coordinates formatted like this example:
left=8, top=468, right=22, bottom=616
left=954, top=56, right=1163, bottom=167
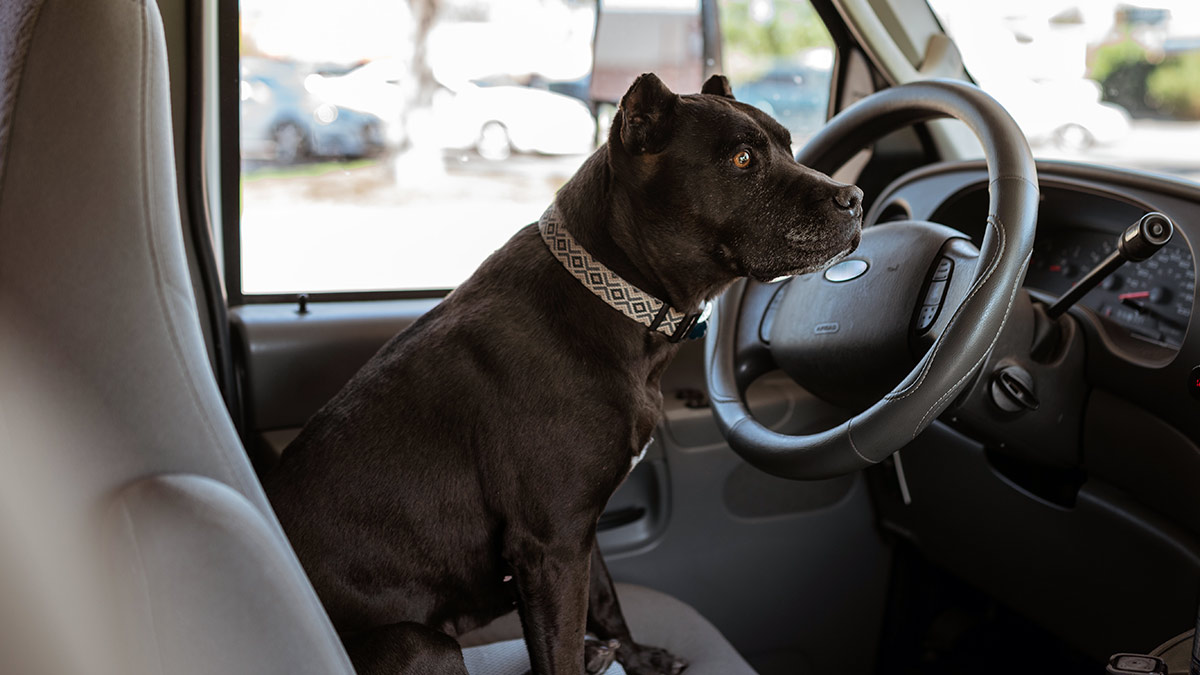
left=264, top=72, right=863, bottom=675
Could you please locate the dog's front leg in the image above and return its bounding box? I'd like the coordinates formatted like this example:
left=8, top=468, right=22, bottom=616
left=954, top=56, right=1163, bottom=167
left=587, top=543, right=687, bottom=675
left=508, top=539, right=592, bottom=674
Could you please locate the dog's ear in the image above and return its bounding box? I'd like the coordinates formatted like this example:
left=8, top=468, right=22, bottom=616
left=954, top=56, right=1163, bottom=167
left=701, top=74, right=734, bottom=99
left=618, top=73, right=678, bottom=155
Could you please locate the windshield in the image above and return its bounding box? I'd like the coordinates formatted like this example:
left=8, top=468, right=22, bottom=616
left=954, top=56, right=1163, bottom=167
left=927, top=0, right=1200, bottom=183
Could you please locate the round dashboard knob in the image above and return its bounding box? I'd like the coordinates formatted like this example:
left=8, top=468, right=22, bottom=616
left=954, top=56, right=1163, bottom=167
left=1119, top=212, right=1174, bottom=262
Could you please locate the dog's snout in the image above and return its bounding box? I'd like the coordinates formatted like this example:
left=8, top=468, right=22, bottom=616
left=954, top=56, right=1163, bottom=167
left=834, top=185, right=863, bottom=212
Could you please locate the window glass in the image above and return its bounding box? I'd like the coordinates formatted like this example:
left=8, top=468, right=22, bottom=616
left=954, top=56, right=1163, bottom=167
left=239, top=0, right=599, bottom=294
left=719, top=0, right=834, bottom=152
left=928, top=0, right=1200, bottom=183
left=237, top=0, right=833, bottom=295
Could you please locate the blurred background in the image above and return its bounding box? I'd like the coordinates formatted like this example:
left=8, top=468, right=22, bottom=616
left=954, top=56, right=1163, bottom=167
left=238, top=0, right=838, bottom=294
left=238, top=0, right=1200, bottom=295
left=929, top=0, right=1200, bottom=175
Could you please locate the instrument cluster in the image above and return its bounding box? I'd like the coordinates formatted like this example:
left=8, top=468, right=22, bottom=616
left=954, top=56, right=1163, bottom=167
left=1026, top=228, right=1195, bottom=349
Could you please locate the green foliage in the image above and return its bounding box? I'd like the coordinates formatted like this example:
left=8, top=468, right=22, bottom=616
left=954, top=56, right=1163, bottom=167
left=1148, top=50, right=1200, bottom=120
left=1089, top=36, right=1200, bottom=120
left=1089, top=37, right=1157, bottom=115
left=1089, top=37, right=1147, bottom=84
left=719, top=0, right=832, bottom=77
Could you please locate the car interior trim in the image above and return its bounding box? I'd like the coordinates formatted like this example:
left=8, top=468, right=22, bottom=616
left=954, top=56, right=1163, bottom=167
left=217, top=0, right=242, bottom=307
left=830, top=0, right=981, bottom=162
left=184, top=0, right=237, bottom=414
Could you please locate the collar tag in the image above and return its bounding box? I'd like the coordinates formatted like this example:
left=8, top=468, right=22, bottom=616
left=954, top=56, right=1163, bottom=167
left=682, top=301, right=713, bottom=341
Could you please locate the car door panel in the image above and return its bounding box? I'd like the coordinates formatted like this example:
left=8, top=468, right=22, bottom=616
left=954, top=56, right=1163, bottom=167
left=875, top=421, right=1200, bottom=662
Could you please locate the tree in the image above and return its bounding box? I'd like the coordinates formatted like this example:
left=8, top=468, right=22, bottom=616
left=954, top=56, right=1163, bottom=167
left=409, top=0, right=442, bottom=108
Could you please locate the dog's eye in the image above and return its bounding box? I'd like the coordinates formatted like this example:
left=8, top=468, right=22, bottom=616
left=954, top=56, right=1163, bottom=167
left=732, top=150, right=752, bottom=169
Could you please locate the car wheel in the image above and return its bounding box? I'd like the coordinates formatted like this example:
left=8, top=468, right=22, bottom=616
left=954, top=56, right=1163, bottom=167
left=1053, top=123, right=1095, bottom=152
left=272, top=122, right=308, bottom=164
left=360, top=121, right=384, bottom=157
left=476, top=121, right=512, bottom=161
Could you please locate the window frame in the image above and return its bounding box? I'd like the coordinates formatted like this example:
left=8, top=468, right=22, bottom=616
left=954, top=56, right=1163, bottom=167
left=217, top=0, right=450, bottom=307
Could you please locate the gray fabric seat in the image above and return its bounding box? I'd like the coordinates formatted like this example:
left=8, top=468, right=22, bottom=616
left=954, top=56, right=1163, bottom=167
left=0, top=1, right=757, bottom=674
left=460, top=584, right=755, bottom=675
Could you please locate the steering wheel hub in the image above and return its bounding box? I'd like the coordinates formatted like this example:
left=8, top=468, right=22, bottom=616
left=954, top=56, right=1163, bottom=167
left=769, top=221, right=977, bottom=410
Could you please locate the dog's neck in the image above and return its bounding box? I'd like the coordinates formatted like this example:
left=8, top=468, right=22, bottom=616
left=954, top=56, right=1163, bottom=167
left=553, top=150, right=731, bottom=315
left=539, top=207, right=707, bottom=341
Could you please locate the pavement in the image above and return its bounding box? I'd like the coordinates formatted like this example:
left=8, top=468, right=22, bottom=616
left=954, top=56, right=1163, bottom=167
left=240, top=149, right=590, bottom=294
left=1034, top=119, right=1200, bottom=183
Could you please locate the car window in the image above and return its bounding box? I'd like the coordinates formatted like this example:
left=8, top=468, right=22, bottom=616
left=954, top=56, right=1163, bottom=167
left=928, top=0, right=1200, bottom=183
left=718, top=0, right=834, bottom=153
left=238, top=0, right=601, bottom=296
left=236, top=0, right=834, bottom=297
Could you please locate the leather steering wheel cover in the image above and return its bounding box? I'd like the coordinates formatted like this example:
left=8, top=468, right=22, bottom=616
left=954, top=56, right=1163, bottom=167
left=706, top=79, right=1038, bottom=479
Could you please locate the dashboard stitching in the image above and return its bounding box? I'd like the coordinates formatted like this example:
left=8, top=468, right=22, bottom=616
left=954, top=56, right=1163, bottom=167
left=914, top=249, right=1032, bottom=436
left=885, top=213, right=1006, bottom=402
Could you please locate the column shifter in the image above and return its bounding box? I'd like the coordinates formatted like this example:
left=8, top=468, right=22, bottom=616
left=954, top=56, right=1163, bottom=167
left=1045, top=212, right=1175, bottom=320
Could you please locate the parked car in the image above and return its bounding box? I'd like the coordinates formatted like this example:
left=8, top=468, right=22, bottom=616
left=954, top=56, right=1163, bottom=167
left=240, top=67, right=386, bottom=164
left=734, top=60, right=833, bottom=143
left=436, top=79, right=597, bottom=160
left=988, top=77, right=1132, bottom=150
left=302, top=57, right=411, bottom=148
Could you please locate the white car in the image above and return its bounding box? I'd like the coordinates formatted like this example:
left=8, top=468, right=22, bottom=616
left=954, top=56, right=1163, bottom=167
left=303, top=58, right=412, bottom=148
left=988, top=77, right=1132, bottom=150
left=437, top=81, right=597, bottom=160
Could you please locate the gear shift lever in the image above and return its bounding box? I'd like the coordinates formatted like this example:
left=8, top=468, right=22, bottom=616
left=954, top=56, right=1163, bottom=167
left=1045, top=212, right=1174, bottom=321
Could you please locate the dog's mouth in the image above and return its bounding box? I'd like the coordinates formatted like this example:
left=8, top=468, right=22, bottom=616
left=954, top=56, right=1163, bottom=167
left=761, top=245, right=856, bottom=282
left=754, top=226, right=862, bottom=283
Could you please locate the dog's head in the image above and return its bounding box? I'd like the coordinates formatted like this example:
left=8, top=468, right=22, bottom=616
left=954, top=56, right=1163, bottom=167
left=609, top=73, right=862, bottom=285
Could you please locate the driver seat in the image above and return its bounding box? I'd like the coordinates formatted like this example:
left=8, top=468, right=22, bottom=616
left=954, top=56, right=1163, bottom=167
left=0, top=1, right=754, bottom=673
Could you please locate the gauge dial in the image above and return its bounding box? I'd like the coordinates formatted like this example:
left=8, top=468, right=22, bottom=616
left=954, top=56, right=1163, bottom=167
left=1027, top=228, right=1195, bottom=348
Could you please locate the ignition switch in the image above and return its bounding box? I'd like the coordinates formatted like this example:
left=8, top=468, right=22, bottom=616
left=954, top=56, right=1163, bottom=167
left=990, top=365, right=1039, bottom=412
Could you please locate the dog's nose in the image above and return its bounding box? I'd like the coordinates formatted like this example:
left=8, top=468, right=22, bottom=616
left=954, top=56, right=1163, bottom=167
left=833, top=186, right=863, bottom=212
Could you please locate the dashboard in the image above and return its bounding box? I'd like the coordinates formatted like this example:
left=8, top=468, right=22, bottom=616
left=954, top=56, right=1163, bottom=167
left=870, top=161, right=1197, bottom=358
left=861, top=159, right=1200, bottom=663
left=865, top=159, right=1200, bottom=447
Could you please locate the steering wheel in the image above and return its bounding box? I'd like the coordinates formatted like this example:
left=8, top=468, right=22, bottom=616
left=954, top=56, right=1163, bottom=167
left=705, top=79, right=1038, bottom=480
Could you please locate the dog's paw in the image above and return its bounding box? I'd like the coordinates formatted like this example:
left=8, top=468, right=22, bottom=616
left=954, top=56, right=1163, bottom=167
left=617, top=643, right=687, bottom=675
left=584, top=637, right=620, bottom=674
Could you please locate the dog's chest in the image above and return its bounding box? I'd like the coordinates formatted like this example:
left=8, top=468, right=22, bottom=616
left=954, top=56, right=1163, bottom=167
left=630, top=438, right=652, bottom=472
left=623, top=377, right=665, bottom=474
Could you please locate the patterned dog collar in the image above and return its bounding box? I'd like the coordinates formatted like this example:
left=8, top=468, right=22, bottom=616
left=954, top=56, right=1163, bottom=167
left=538, top=207, right=711, bottom=342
